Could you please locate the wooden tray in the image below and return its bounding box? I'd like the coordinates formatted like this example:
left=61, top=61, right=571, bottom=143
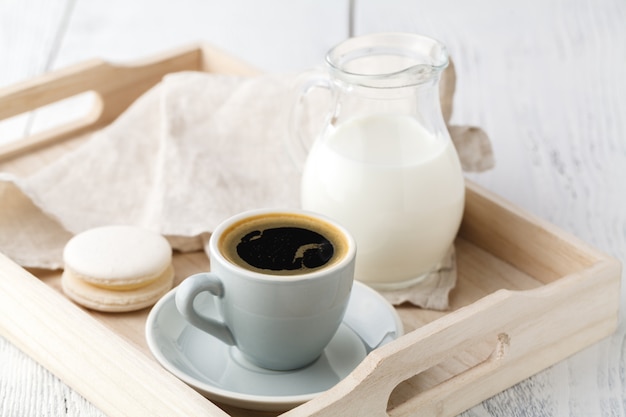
left=0, top=44, right=621, bottom=417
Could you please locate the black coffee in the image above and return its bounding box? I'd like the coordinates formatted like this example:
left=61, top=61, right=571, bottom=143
left=219, top=213, right=348, bottom=275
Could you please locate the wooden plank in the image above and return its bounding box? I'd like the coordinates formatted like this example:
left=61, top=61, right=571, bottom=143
left=352, top=1, right=626, bottom=415
left=0, top=0, right=73, bottom=144
left=52, top=0, right=351, bottom=73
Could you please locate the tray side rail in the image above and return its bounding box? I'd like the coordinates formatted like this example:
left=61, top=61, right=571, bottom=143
left=0, top=45, right=205, bottom=161
left=0, top=43, right=261, bottom=163
left=0, top=253, right=231, bottom=417
left=460, top=181, right=609, bottom=282
left=283, top=255, right=620, bottom=417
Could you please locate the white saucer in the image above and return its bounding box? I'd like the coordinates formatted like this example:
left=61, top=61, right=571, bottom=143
left=145, top=281, right=403, bottom=412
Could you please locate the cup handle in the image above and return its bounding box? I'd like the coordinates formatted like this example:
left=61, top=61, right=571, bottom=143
left=175, top=273, right=236, bottom=346
left=287, top=69, right=333, bottom=171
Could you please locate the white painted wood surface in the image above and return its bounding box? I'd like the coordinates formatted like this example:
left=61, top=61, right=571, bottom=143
left=1, top=0, right=624, bottom=416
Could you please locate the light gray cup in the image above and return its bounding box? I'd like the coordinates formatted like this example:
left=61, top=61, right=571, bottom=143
left=175, top=208, right=356, bottom=371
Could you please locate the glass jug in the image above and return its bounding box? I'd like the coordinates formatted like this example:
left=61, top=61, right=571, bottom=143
left=293, top=33, right=465, bottom=290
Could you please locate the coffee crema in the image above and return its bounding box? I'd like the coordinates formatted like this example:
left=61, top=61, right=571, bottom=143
left=219, top=213, right=349, bottom=276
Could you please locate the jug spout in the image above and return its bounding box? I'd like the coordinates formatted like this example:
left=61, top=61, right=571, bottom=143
left=326, top=32, right=449, bottom=89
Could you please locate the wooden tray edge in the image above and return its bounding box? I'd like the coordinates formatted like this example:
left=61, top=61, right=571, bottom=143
left=0, top=43, right=621, bottom=417
left=0, top=253, right=230, bottom=417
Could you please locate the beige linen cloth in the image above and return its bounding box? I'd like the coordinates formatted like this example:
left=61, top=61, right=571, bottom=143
left=0, top=67, right=493, bottom=310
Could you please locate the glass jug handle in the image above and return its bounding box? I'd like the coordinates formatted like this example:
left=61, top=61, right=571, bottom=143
left=287, top=70, right=333, bottom=172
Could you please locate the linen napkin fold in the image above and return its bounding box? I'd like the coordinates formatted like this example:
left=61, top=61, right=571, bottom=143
left=0, top=69, right=493, bottom=310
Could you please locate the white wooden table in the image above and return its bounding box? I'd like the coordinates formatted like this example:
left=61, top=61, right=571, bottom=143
left=1, top=0, right=625, bottom=415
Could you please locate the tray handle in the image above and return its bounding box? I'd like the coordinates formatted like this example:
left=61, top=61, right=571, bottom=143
left=287, top=290, right=514, bottom=417
left=0, top=45, right=202, bottom=161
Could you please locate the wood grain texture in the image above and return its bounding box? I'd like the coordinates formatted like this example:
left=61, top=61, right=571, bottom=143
left=354, top=0, right=626, bottom=416
left=0, top=172, right=618, bottom=417
left=0, top=0, right=74, bottom=144
left=1, top=0, right=625, bottom=416
left=51, top=0, right=350, bottom=73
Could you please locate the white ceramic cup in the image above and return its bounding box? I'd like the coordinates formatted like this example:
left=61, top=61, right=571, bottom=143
left=175, top=209, right=356, bottom=371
